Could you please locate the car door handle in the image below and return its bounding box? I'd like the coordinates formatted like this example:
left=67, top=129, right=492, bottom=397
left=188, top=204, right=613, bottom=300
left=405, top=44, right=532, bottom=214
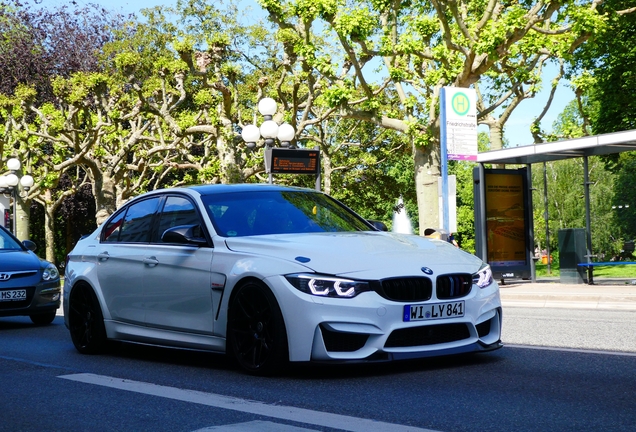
left=143, top=256, right=159, bottom=267
left=97, top=252, right=110, bottom=261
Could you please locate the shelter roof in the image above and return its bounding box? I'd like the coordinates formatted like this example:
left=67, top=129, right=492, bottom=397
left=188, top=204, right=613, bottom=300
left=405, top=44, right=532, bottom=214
left=476, top=129, right=636, bottom=165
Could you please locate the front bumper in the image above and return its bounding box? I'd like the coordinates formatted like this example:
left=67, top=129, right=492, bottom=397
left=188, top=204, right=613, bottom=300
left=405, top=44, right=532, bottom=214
left=0, top=280, right=61, bottom=318
left=265, top=275, right=502, bottom=363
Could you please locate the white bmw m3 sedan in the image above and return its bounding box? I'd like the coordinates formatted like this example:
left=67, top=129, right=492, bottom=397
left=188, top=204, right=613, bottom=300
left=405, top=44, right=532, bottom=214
left=64, top=183, right=502, bottom=375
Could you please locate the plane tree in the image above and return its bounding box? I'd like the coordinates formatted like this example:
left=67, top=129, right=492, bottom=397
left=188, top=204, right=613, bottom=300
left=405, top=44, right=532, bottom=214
left=0, top=1, right=129, bottom=253
left=258, top=0, right=621, bottom=232
left=101, top=0, right=286, bottom=189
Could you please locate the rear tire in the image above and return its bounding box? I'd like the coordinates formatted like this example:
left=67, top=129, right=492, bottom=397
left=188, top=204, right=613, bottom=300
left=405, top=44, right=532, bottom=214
left=228, top=281, right=288, bottom=375
left=68, top=285, right=107, bottom=354
left=29, top=311, right=57, bottom=325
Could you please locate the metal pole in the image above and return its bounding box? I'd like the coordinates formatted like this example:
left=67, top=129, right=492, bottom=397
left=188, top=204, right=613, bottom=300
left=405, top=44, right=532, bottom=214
left=440, top=88, right=450, bottom=232
left=527, top=164, right=536, bottom=283
left=315, top=146, right=321, bottom=192
left=478, top=163, right=488, bottom=261
left=12, top=189, right=16, bottom=236
left=583, top=156, right=594, bottom=284
left=543, top=162, right=551, bottom=274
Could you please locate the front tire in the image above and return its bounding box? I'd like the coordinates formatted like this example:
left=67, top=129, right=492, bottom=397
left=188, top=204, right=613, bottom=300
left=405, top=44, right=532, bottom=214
left=30, top=311, right=57, bottom=325
left=68, top=285, right=107, bottom=354
left=228, top=281, right=288, bottom=375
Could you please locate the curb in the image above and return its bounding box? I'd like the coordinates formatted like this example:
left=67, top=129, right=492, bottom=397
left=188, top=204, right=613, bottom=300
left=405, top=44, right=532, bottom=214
left=499, top=279, right=636, bottom=311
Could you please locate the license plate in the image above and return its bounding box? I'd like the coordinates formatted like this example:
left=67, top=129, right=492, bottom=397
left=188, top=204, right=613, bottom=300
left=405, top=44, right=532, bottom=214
left=0, top=289, right=27, bottom=301
left=403, top=301, right=465, bottom=322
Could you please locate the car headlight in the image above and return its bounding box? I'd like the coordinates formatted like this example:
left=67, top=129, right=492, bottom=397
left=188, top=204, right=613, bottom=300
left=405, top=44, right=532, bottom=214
left=472, top=263, right=493, bottom=288
left=285, top=273, right=371, bottom=298
left=42, top=263, right=60, bottom=281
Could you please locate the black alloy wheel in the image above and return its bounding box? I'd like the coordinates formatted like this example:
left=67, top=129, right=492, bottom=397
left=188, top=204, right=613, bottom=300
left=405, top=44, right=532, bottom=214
left=228, top=282, right=288, bottom=375
left=68, top=285, right=107, bottom=354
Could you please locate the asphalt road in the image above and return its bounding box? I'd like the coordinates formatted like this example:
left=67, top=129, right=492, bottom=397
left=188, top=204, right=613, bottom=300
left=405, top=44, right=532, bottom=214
left=1, top=308, right=635, bottom=432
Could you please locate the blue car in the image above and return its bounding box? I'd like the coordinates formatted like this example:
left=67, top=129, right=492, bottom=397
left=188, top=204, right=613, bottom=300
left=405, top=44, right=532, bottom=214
left=0, top=225, right=61, bottom=325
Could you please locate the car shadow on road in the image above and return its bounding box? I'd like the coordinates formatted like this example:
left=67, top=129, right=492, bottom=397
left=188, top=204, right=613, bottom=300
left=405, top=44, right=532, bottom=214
left=286, top=351, right=505, bottom=380
left=96, top=339, right=505, bottom=379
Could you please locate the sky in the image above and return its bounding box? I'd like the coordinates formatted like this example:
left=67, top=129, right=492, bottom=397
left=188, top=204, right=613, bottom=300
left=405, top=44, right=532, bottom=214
left=42, top=0, right=575, bottom=148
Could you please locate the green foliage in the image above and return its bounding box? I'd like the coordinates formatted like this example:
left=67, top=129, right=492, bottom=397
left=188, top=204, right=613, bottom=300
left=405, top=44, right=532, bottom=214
left=290, top=0, right=341, bottom=22
left=37, top=103, right=65, bottom=133
left=333, top=7, right=375, bottom=40
left=531, top=157, right=617, bottom=261
left=320, top=81, right=354, bottom=107
left=611, top=154, right=636, bottom=242
left=4, top=0, right=631, bottom=264
left=576, top=0, right=636, bottom=134
left=549, top=99, right=587, bottom=140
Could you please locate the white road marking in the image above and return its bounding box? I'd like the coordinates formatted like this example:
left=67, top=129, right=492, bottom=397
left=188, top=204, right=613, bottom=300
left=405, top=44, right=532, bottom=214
left=58, top=373, right=438, bottom=432
left=506, top=344, right=636, bottom=357
left=193, top=420, right=318, bottom=431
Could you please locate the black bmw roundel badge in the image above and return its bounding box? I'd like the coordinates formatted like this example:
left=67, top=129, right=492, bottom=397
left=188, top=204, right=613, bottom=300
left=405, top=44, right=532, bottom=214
left=421, top=267, right=433, bottom=275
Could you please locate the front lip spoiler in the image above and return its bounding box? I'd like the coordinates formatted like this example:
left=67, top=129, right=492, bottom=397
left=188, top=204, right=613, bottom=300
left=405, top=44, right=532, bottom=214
left=309, top=340, right=504, bottom=364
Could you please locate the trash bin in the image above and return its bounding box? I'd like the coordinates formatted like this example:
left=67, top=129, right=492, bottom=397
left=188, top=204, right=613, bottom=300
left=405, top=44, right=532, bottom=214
left=558, top=228, right=587, bottom=284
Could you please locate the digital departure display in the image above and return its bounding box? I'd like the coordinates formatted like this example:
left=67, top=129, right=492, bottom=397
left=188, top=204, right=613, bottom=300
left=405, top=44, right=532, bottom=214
left=269, top=148, right=320, bottom=174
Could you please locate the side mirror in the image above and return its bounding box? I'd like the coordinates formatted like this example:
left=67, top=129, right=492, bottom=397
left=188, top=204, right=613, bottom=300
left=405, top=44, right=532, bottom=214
left=22, top=240, right=37, bottom=251
left=161, top=225, right=208, bottom=246
left=367, top=220, right=388, bottom=232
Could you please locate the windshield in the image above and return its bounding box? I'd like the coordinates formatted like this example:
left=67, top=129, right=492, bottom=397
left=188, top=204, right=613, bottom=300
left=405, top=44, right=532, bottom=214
left=0, top=227, right=23, bottom=251
left=202, top=190, right=372, bottom=237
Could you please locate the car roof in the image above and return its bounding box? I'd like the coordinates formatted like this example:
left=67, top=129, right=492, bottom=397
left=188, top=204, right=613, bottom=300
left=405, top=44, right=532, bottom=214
left=122, top=183, right=322, bottom=207
left=186, top=183, right=317, bottom=196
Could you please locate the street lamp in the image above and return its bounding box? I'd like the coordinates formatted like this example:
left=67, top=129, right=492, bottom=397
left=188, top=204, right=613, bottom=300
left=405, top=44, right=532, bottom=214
left=0, top=158, right=34, bottom=235
left=241, top=98, right=296, bottom=149
left=241, top=98, right=297, bottom=184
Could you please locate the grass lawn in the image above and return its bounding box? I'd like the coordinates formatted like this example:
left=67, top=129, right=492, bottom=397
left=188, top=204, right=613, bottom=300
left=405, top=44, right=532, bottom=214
left=535, top=262, right=636, bottom=279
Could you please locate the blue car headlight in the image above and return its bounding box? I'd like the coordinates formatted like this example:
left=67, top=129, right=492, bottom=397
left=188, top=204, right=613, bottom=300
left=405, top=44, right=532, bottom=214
left=42, top=263, right=60, bottom=281
left=285, top=273, right=371, bottom=298
left=472, top=263, right=493, bottom=288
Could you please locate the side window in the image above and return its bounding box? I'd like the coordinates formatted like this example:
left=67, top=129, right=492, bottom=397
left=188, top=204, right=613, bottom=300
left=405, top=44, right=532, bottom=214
left=117, top=197, right=161, bottom=243
left=156, top=196, right=201, bottom=242
left=102, top=211, right=125, bottom=243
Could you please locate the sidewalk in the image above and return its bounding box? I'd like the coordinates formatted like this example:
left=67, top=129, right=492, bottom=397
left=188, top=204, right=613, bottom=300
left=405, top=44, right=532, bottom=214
left=499, top=277, right=636, bottom=310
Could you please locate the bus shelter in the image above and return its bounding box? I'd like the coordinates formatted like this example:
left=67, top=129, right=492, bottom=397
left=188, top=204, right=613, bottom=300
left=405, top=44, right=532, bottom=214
left=475, top=129, right=636, bottom=284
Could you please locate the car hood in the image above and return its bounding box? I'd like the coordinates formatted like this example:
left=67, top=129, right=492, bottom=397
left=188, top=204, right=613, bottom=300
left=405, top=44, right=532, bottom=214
left=0, top=250, right=41, bottom=272
left=224, top=232, right=484, bottom=278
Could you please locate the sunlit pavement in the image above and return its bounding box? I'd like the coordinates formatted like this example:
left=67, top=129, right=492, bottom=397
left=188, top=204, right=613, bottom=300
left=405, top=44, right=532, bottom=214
left=500, top=277, right=636, bottom=310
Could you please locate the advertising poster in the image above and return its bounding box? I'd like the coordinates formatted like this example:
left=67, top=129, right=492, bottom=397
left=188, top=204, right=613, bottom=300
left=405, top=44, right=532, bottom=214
left=485, top=172, right=527, bottom=266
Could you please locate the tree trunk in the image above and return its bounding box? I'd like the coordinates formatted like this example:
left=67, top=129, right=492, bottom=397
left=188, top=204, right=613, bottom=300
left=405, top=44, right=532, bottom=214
left=414, top=142, right=441, bottom=235
left=489, top=124, right=504, bottom=151
left=15, top=192, right=30, bottom=241
left=218, top=121, right=242, bottom=184
left=322, top=153, right=332, bottom=196
left=44, top=201, right=56, bottom=264
left=93, top=174, right=118, bottom=226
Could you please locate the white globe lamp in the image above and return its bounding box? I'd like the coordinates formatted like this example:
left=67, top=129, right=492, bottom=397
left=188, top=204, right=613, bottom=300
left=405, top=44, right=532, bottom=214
left=5, top=173, right=18, bottom=187
left=258, top=98, right=277, bottom=117
left=241, top=124, right=261, bottom=149
left=20, top=175, right=34, bottom=191
left=277, top=123, right=295, bottom=148
left=6, top=158, right=20, bottom=171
